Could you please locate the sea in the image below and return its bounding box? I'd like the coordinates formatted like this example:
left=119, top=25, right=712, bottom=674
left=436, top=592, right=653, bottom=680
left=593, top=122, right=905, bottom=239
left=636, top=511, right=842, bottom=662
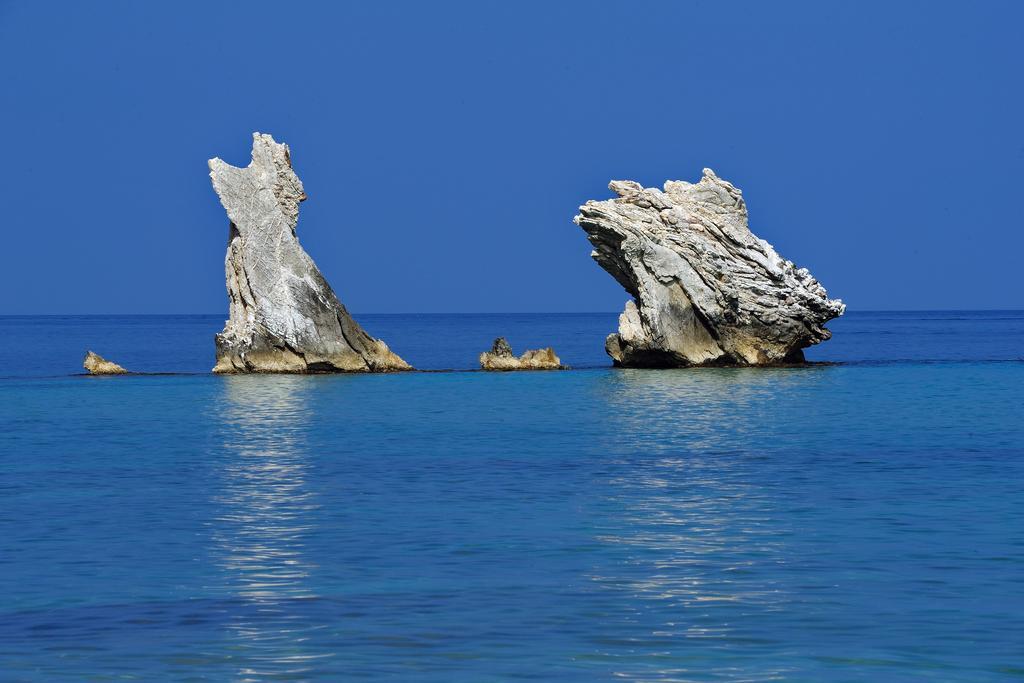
left=1, top=311, right=1022, bottom=681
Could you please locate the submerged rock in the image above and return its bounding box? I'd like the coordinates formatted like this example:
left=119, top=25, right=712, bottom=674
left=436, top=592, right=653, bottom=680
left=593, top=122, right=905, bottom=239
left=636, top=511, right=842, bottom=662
left=208, top=133, right=411, bottom=373
left=574, top=169, right=845, bottom=367
left=479, top=337, right=563, bottom=370
left=83, top=351, right=129, bottom=375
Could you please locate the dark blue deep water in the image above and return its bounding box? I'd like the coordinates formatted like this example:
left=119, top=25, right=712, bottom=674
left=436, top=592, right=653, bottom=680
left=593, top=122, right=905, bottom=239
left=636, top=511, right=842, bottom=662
left=1, top=312, right=1022, bottom=681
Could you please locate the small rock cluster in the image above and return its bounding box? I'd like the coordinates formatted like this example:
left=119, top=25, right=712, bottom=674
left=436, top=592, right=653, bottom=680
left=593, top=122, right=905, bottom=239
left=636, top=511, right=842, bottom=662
left=479, top=337, right=563, bottom=371
left=83, top=351, right=129, bottom=375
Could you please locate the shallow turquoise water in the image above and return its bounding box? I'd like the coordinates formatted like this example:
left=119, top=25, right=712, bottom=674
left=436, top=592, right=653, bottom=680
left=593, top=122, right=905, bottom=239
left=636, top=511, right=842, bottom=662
left=1, top=313, right=1022, bottom=680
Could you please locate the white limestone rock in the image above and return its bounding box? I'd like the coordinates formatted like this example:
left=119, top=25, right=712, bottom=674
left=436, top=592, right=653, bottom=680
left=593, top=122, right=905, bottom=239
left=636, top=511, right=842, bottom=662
left=83, top=351, right=129, bottom=375
left=479, top=337, right=563, bottom=370
left=575, top=169, right=845, bottom=367
left=208, top=133, right=411, bottom=373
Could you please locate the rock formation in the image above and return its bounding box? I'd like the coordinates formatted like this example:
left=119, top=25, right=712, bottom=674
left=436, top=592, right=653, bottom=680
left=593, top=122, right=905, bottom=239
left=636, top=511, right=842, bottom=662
left=83, top=351, right=129, bottom=375
left=208, top=133, right=410, bottom=373
left=479, top=337, right=563, bottom=370
left=574, top=169, right=844, bottom=367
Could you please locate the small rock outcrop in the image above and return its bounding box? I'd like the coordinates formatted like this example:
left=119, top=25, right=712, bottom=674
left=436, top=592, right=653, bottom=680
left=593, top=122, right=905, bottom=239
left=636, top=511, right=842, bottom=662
left=479, top=337, right=563, bottom=370
left=574, top=169, right=845, bottom=367
left=83, top=351, right=129, bottom=375
left=208, top=133, right=411, bottom=373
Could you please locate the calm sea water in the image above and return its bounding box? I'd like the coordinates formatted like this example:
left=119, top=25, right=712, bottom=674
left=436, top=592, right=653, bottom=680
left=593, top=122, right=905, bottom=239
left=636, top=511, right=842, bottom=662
left=1, top=312, right=1022, bottom=681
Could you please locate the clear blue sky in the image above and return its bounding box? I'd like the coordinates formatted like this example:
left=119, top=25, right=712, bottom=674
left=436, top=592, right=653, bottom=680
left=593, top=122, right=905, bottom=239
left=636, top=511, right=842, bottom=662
left=1, top=1, right=1021, bottom=313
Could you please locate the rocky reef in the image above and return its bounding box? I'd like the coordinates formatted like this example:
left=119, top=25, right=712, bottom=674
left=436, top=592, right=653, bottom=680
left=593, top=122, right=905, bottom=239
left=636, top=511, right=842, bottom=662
left=83, top=351, right=128, bottom=375
left=208, top=133, right=410, bottom=373
left=479, top=337, right=563, bottom=370
left=575, top=169, right=844, bottom=367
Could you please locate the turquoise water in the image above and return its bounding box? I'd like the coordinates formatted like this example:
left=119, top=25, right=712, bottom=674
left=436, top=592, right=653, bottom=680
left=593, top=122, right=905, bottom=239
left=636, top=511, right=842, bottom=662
left=1, top=312, right=1022, bottom=681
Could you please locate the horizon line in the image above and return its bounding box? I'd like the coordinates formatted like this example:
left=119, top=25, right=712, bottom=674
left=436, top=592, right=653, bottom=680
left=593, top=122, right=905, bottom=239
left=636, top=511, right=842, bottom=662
left=1, top=309, right=1023, bottom=317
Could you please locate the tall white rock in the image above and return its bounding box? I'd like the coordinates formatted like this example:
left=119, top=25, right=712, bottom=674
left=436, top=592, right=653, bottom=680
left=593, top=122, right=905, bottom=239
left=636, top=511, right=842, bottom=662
left=575, top=169, right=845, bottom=367
left=209, top=133, right=410, bottom=373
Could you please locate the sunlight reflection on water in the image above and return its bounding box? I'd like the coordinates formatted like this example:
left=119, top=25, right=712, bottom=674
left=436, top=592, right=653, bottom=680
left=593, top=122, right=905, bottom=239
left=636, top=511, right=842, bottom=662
left=210, top=376, right=329, bottom=680
left=585, top=369, right=822, bottom=680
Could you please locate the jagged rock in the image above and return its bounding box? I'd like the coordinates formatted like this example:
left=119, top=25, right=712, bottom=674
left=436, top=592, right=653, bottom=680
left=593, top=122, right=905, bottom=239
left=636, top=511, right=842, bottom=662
left=208, top=133, right=411, bottom=373
left=83, top=351, right=128, bottom=375
left=574, top=169, right=845, bottom=367
left=479, top=337, right=563, bottom=370
left=490, top=336, right=513, bottom=358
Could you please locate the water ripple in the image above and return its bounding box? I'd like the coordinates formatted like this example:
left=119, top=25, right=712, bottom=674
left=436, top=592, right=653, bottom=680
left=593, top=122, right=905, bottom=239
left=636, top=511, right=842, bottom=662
left=207, top=375, right=327, bottom=679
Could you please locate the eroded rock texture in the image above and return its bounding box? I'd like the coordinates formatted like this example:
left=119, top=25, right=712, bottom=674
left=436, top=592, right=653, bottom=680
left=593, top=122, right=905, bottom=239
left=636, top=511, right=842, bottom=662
left=83, top=351, right=128, bottom=375
left=479, top=337, right=563, bottom=370
left=575, top=169, right=844, bottom=367
left=209, top=133, right=410, bottom=373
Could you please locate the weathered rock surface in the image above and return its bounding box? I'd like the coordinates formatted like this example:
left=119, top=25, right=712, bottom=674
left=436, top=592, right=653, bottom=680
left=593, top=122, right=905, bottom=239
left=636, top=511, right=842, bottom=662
left=574, top=169, right=845, bottom=367
left=83, top=351, right=129, bottom=375
left=479, top=337, right=563, bottom=370
left=208, top=133, right=411, bottom=373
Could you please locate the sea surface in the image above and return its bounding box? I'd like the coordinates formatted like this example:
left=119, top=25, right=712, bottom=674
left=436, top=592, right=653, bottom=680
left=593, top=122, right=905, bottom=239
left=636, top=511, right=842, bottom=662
left=1, top=311, right=1022, bottom=681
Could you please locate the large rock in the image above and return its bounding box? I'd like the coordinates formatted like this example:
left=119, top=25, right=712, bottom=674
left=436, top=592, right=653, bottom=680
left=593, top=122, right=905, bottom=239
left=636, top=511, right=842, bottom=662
left=83, top=351, right=129, bottom=375
left=208, top=133, right=411, bottom=373
left=574, top=169, right=844, bottom=367
left=479, top=337, right=563, bottom=370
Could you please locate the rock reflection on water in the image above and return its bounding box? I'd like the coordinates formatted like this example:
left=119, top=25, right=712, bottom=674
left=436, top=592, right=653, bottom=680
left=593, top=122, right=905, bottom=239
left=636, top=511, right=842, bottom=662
left=597, top=366, right=833, bottom=452
left=211, top=375, right=328, bottom=680
left=586, top=368, right=830, bottom=680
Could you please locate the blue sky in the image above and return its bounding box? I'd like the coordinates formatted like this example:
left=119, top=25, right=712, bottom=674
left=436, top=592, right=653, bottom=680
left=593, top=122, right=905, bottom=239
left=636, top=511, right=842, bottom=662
left=1, top=1, right=1021, bottom=313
